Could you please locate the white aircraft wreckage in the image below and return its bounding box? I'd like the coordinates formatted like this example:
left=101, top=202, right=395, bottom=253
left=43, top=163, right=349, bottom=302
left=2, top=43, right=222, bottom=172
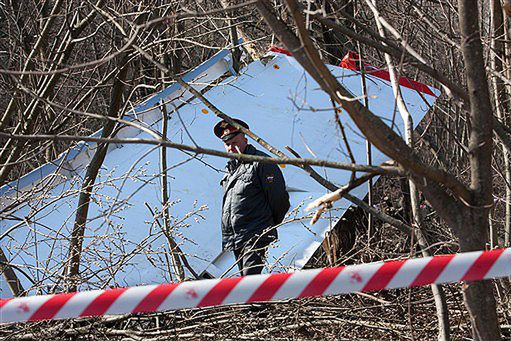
left=0, top=47, right=440, bottom=296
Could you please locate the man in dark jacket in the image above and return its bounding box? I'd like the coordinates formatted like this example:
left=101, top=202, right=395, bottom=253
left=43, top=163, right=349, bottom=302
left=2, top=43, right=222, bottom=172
left=214, top=118, right=290, bottom=276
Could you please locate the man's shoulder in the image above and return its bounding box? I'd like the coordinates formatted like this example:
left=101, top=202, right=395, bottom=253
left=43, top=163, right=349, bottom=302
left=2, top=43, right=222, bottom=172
left=246, top=144, right=270, bottom=158
left=246, top=146, right=282, bottom=176
left=253, top=149, right=270, bottom=158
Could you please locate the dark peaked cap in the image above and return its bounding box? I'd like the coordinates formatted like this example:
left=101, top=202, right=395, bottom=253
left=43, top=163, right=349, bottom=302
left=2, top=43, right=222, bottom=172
left=213, top=118, right=250, bottom=142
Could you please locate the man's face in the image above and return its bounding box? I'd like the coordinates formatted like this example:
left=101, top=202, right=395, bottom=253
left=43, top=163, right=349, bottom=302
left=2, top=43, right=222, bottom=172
left=223, top=133, right=248, bottom=154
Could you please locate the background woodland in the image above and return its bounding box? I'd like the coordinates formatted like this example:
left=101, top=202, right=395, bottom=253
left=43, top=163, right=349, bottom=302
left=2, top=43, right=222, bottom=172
left=1, top=0, right=511, bottom=339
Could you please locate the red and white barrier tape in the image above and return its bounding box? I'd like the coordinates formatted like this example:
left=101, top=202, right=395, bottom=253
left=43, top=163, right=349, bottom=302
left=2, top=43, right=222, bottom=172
left=1, top=248, right=510, bottom=324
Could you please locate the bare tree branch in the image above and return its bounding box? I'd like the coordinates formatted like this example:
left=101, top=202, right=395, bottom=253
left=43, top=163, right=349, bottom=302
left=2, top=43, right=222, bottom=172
left=0, top=131, right=404, bottom=175
left=0, top=247, right=25, bottom=297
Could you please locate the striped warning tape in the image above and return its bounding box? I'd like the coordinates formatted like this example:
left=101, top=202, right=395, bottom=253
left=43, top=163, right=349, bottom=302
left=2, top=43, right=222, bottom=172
left=1, top=248, right=510, bottom=324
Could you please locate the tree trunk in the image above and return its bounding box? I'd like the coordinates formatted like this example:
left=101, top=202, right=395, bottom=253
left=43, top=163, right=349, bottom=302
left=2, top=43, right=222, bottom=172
left=458, top=0, right=500, bottom=339
left=66, top=57, right=130, bottom=292
left=491, top=0, right=511, bottom=247
left=160, top=102, right=185, bottom=281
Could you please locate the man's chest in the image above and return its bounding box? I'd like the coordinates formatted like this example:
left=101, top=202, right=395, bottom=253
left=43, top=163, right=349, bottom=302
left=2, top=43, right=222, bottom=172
left=222, top=163, right=259, bottom=194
